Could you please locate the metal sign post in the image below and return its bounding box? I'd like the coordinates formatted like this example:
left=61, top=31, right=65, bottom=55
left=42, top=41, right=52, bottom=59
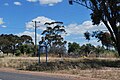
left=38, top=41, right=48, bottom=64
left=38, top=45, right=41, bottom=64
left=45, top=46, right=48, bottom=64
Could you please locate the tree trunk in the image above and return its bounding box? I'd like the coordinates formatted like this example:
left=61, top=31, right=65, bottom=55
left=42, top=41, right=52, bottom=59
left=116, top=34, right=120, bottom=56
left=117, top=46, right=120, bottom=56
left=13, top=45, right=15, bottom=55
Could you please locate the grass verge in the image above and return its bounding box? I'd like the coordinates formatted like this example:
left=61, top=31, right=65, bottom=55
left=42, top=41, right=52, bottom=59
left=0, top=57, right=120, bottom=80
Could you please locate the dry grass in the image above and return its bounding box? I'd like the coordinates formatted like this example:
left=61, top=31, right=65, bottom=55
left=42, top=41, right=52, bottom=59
left=0, top=57, right=120, bottom=80
left=55, top=68, right=120, bottom=80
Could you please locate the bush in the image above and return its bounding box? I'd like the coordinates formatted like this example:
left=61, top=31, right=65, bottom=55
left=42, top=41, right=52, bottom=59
left=15, top=50, right=21, bottom=56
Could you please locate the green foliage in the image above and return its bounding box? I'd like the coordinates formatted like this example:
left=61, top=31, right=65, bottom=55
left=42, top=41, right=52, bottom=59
left=68, top=42, right=80, bottom=53
left=15, top=50, right=21, bottom=56
left=84, top=31, right=90, bottom=41
left=84, top=31, right=114, bottom=49
left=21, top=35, right=33, bottom=44
left=41, top=22, right=67, bottom=46
left=0, top=34, right=34, bottom=56
left=80, top=44, right=95, bottom=56
left=67, top=42, right=117, bottom=58
left=19, top=44, right=34, bottom=55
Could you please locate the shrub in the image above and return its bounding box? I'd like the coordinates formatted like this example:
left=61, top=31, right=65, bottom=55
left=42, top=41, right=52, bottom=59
left=15, top=50, right=21, bottom=56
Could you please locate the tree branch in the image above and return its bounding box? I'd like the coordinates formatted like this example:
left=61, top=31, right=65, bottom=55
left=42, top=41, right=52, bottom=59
left=72, top=0, right=94, bottom=11
left=101, top=18, right=117, bottom=45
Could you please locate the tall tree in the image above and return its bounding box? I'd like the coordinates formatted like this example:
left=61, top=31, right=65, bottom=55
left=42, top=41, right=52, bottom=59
left=41, top=22, right=67, bottom=57
left=69, top=0, right=120, bottom=56
left=41, top=22, right=67, bottom=46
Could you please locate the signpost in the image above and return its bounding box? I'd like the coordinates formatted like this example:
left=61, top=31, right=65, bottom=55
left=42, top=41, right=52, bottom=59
left=38, top=38, right=48, bottom=64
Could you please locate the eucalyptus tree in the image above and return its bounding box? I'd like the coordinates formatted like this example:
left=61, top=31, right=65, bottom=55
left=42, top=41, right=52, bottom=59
left=69, top=0, right=120, bottom=56
left=0, top=34, right=19, bottom=54
left=41, top=22, right=67, bottom=57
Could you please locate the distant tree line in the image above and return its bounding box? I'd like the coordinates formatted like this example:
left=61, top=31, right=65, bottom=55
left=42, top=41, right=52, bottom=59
left=68, top=42, right=118, bottom=58
left=0, top=34, right=118, bottom=57
left=0, top=34, right=34, bottom=56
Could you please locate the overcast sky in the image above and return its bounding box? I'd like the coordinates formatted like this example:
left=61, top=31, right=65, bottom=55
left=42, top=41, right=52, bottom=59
left=0, top=0, right=107, bottom=46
